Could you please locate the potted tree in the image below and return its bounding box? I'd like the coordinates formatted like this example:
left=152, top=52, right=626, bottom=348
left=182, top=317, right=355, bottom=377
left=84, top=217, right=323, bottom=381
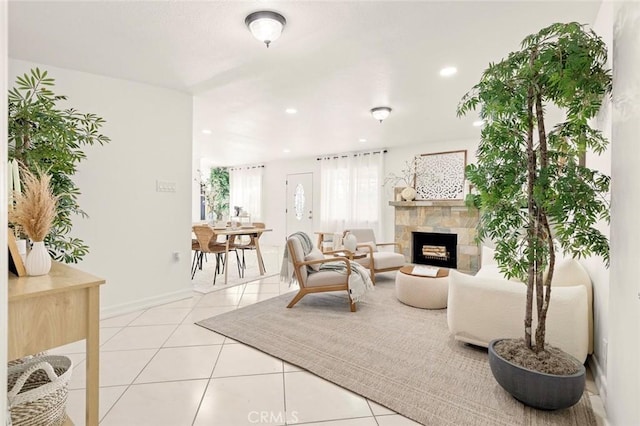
left=457, top=22, right=611, bottom=409
left=8, top=68, right=110, bottom=263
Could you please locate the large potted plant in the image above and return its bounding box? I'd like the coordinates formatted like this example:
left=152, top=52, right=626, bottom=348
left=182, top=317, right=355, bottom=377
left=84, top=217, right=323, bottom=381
left=457, top=22, right=611, bottom=409
left=8, top=68, right=110, bottom=263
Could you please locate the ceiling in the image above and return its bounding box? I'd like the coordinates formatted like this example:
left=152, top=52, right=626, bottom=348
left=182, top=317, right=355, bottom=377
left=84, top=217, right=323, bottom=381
left=8, top=1, right=602, bottom=167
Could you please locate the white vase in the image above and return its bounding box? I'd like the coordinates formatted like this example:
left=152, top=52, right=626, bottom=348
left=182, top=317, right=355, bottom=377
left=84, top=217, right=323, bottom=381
left=26, top=241, right=52, bottom=276
left=343, top=233, right=357, bottom=252
left=401, top=187, right=417, bottom=201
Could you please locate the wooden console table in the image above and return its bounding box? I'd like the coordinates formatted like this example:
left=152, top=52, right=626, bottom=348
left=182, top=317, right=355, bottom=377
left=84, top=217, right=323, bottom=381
left=8, top=262, right=105, bottom=426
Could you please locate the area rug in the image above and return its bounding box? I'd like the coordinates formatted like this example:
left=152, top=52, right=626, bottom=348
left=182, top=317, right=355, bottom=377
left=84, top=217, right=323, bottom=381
left=197, top=276, right=596, bottom=426
left=191, top=245, right=281, bottom=294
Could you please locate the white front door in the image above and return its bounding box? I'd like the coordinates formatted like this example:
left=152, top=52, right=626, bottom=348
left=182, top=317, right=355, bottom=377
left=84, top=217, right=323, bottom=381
left=286, top=173, right=314, bottom=238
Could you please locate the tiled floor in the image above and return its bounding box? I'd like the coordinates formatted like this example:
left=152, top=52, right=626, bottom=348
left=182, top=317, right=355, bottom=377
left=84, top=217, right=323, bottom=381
left=49, top=255, right=608, bottom=425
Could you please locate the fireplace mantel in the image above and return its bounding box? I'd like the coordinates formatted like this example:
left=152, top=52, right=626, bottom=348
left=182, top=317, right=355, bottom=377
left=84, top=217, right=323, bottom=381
left=391, top=200, right=480, bottom=273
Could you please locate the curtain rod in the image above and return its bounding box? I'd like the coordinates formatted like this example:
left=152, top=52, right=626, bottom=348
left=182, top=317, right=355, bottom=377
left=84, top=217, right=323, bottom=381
left=316, top=149, right=387, bottom=161
left=228, top=164, right=265, bottom=171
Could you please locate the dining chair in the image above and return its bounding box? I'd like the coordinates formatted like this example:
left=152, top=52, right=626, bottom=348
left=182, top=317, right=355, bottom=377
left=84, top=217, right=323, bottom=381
left=235, top=222, right=266, bottom=276
left=192, top=225, right=242, bottom=284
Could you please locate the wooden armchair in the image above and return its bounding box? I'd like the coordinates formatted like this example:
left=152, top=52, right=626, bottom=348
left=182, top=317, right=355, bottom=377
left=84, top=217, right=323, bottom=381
left=286, top=234, right=357, bottom=312
left=343, top=228, right=406, bottom=283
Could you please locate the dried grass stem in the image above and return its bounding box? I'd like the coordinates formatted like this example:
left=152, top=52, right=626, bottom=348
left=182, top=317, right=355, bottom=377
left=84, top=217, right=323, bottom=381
left=8, top=167, right=58, bottom=242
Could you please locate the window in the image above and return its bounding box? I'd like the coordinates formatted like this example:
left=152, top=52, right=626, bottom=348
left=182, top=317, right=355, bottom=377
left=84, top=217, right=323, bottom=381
left=320, top=151, right=384, bottom=234
left=229, top=165, right=264, bottom=221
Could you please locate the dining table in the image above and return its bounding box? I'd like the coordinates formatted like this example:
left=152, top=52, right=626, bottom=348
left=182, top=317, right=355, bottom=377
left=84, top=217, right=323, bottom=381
left=195, top=224, right=272, bottom=285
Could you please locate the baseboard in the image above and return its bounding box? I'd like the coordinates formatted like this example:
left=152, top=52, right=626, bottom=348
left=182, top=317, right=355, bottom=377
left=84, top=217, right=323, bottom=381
left=589, top=354, right=608, bottom=404
left=100, top=288, right=194, bottom=319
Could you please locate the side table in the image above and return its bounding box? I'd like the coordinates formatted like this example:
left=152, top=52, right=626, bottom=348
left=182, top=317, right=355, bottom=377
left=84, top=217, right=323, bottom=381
left=395, top=265, right=449, bottom=309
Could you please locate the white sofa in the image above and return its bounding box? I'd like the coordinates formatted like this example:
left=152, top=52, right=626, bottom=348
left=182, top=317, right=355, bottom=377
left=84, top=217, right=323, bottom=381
left=447, top=247, right=593, bottom=363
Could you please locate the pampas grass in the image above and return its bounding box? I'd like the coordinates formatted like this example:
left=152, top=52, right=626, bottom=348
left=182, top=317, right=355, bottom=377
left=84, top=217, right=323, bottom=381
left=9, top=167, right=58, bottom=242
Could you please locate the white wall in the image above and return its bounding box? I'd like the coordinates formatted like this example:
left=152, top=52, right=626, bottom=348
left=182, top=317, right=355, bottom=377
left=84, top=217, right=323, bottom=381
left=583, top=0, right=613, bottom=403
left=1, top=1, right=8, bottom=421
left=607, top=2, right=640, bottom=425
left=8, top=59, right=194, bottom=316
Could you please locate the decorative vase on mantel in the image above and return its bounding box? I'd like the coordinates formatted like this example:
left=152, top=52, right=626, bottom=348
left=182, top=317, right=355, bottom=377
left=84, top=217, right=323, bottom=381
left=401, top=187, right=417, bottom=201
left=25, top=241, right=52, bottom=276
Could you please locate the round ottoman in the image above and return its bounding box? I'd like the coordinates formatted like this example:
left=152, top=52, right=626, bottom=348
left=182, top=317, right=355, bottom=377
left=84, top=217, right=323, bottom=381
left=395, top=265, right=450, bottom=309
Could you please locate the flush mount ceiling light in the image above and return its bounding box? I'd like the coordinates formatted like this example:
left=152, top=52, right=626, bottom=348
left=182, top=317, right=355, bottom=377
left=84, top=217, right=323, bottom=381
left=245, top=11, right=286, bottom=48
left=439, top=66, right=458, bottom=77
left=371, top=106, right=392, bottom=123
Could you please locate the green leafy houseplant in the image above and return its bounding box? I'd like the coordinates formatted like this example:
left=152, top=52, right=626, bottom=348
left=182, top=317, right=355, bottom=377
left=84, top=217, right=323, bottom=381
left=457, top=23, right=611, bottom=365
left=208, top=167, right=229, bottom=220
left=8, top=68, right=110, bottom=263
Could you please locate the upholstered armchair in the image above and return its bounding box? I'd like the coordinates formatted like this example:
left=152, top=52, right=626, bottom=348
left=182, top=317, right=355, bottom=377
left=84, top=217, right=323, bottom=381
left=343, top=229, right=406, bottom=283
left=286, top=234, right=357, bottom=312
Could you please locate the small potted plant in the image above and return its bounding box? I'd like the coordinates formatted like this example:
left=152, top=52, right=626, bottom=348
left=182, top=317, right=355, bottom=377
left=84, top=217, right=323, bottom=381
left=457, top=22, right=611, bottom=409
left=9, top=167, right=59, bottom=276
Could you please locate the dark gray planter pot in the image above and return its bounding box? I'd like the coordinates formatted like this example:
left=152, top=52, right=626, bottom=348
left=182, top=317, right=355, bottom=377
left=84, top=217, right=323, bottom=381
left=488, top=339, right=586, bottom=410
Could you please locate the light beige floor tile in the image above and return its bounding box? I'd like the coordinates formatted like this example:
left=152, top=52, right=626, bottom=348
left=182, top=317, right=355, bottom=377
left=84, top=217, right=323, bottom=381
left=48, top=339, right=86, bottom=355
left=243, top=282, right=281, bottom=294
left=163, top=323, right=226, bottom=347
left=100, top=325, right=177, bottom=351
left=301, top=418, right=379, bottom=426
left=69, top=349, right=157, bottom=389
left=183, top=306, right=237, bottom=323
left=368, top=400, right=395, bottom=415
left=128, top=307, right=192, bottom=326
left=135, top=345, right=222, bottom=383
left=283, top=361, right=303, bottom=372
left=65, top=385, right=127, bottom=425
left=193, top=373, right=285, bottom=426
left=196, top=291, right=242, bottom=307
left=375, top=414, right=423, bottom=426
left=100, top=379, right=208, bottom=426
left=238, top=292, right=279, bottom=306
left=284, top=371, right=371, bottom=423
left=212, top=344, right=283, bottom=377
left=49, top=327, right=123, bottom=355
left=157, top=295, right=202, bottom=308
left=100, top=311, right=145, bottom=328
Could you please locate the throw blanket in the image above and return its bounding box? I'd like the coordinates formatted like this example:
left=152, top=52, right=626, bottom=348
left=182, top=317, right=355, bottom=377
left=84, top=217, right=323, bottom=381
left=281, top=232, right=374, bottom=303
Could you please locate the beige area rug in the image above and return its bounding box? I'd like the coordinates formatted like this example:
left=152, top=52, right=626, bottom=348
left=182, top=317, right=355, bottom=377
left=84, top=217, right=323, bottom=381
left=197, top=275, right=596, bottom=426
left=191, top=245, right=282, bottom=294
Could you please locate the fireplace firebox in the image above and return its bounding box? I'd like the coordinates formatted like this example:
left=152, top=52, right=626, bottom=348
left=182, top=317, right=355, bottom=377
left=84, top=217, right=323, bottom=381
left=411, top=232, right=457, bottom=269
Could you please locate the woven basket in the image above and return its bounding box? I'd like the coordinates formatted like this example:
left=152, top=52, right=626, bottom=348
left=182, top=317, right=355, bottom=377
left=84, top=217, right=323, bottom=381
left=7, top=355, right=73, bottom=426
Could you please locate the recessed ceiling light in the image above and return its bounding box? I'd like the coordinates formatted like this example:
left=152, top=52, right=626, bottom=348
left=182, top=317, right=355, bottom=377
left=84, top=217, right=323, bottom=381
left=473, top=120, right=484, bottom=127
left=283, top=149, right=291, bottom=153
left=202, top=129, right=212, bottom=135
left=439, top=66, right=458, bottom=77
left=359, top=138, right=367, bottom=143
left=285, top=108, right=297, bottom=114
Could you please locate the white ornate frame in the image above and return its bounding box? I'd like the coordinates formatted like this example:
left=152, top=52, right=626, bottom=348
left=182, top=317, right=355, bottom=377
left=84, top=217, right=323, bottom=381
left=414, top=150, right=467, bottom=200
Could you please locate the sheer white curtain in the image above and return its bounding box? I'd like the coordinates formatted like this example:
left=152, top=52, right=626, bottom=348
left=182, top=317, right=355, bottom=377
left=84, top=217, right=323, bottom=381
left=320, top=151, right=384, bottom=235
left=229, top=165, right=263, bottom=221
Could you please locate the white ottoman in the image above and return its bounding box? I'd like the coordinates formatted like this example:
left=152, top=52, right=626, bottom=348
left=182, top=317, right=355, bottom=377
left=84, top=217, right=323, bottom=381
left=395, top=265, right=450, bottom=309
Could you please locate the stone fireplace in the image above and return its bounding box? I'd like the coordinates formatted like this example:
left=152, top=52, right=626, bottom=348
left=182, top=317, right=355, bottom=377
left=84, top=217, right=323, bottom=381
left=390, top=199, right=480, bottom=274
